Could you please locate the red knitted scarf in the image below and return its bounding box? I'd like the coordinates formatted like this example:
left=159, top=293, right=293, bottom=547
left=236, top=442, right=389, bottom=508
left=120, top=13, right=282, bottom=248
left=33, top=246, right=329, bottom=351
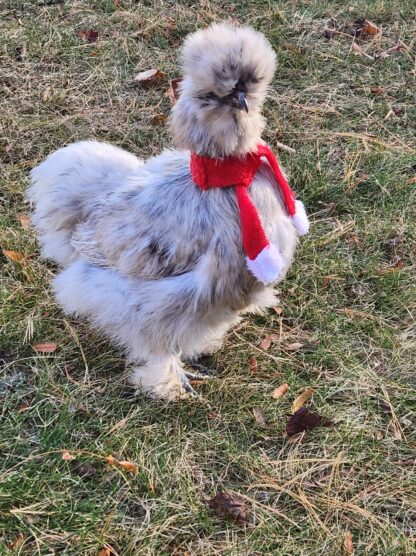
left=190, top=144, right=297, bottom=262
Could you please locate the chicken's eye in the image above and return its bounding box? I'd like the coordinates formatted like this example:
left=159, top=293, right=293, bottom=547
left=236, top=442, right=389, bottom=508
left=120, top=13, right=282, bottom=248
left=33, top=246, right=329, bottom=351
left=233, top=80, right=246, bottom=93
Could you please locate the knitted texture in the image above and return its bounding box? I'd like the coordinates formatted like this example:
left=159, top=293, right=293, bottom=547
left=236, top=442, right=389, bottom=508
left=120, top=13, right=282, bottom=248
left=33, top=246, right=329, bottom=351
left=190, top=144, right=300, bottom=264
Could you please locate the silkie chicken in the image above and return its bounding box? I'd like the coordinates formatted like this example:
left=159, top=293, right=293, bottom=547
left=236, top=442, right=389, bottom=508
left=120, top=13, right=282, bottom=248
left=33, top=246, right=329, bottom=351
left=29, top=23, right=309, bottom=400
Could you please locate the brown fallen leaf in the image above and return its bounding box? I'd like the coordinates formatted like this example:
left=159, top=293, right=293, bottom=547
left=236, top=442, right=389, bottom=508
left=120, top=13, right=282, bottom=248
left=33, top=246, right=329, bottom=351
left=370, top=86, right=384, bottom=96
left=151, top=114, right=168, bottom=125
left=188, top=379, right=204, bottom=386
left=378, top=43, right=406, bottom=59
left=32, top=342, right=57, bottom=353
left=98, top=547, right=111, bottom=556
left=292, top=388, right=314, bottom=412
left=78, top=29, right=99, bottom=43
left=259, top=334, right=273, bottom=350
left=349, top=234, right=363, bottom=248
left=7, top=534, right=25, bottom=551
left=2, top=249, right=25, bottom=263
left=118, top=460, right=138, bottom=473
left=287, top=407, right=333, bottom=437
left=17, top=213, right=30, bottom=229
left=134, top=69, right=165, bottom=86
left=249, top=357, right=258, bottom=373
left=208, top=492, right=249, bottom=524
left=42, top=86, right=52, bottom=101
left=344, top=530, right=354, bottom=554
left=167, top=77, right=183, bottom=105
left=357, top=19, right=380, bottom=39
left=106, top=454, right=118, bottom=465
left=166, top=16, right=176, bottom=29
left=62, top=450, right=76, bottom=461
left=252, top=407, right=268, bottom=428
left=272, top=383, right=289, bottom=399
left=351, top=41, right=374, bottom=60
left=285, top=342, right=304, bottom=351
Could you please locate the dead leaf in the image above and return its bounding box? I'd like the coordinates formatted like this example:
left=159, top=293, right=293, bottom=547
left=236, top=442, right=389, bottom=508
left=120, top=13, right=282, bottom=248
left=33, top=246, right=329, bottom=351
left=392, top=421, right=403, bottom=441
left=42, top=86, right=52, bottom=101
left=292, top=388, right=314, bottom=412
left=2, top=249, right=25, bottom=263
left=151, top=114, right=168, bottom=125
left=17, top=213, right=30, bottom=229
left=62, top=450, right=76, bottom=461
left=349, top=234, right=363, bottom=248
left=285, top=342, right=304, bottom=351
left=249, top=357, right=258, bottom=373
left=208, top=412, right=219, bottom=420
left=106, top=454, right=118, bottom=465
left=357, top=19, right=380, bottom=39
left=259, top=334, right=273, bottom=350
left=32, top=342, right=57, bottom=353
left=378, top=43, right=406, bottom=59
left=188, top=379, right=204, bottom=386
left=72, top=461, right=97, bottom=478
left=287, top=407, right=333, bottom=437
left=78, top=29, right=99, bottom=43
left=167, top=77, right=182, bottom=105
left=272, top=383, right=289, bottom=399
left=134, top=69, right=165, bottom=86
left=351, top=41, right=374, bottom=60
left=7, top=534, right=25, bottom=551
left=166, top=16, right=176, bottom=29
left=273, top=306, right=283, bottom=315
left=98, top=547, right=112, bottom=556
left=370, top=86, right=384, bottom=95
left=118, top=460, right=138, bottom=473
left=208, top=492, right=249, bottom=524
left=344, top=530, right=354, bottom=554
left=252, top=407, right=268, bottom=428
left=25, top=514, right=40, bottom=525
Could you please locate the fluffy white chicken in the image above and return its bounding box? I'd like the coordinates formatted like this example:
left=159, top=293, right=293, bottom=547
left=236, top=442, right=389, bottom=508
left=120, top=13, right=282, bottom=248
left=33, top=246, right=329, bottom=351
left=29, top=23, right=307, bottom=400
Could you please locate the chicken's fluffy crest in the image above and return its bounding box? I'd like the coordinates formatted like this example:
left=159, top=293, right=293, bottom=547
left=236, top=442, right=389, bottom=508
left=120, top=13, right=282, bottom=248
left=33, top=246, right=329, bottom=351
left=170, top=23, right=276, bottom=158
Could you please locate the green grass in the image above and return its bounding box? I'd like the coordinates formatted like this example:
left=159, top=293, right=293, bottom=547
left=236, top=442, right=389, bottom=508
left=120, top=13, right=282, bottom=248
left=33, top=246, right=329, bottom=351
left=1, top=1, right=415, bottom=554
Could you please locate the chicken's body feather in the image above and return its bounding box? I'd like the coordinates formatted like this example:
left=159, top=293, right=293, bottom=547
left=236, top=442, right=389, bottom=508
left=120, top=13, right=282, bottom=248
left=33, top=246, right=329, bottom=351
left=30, top=141, right=297, bottom=366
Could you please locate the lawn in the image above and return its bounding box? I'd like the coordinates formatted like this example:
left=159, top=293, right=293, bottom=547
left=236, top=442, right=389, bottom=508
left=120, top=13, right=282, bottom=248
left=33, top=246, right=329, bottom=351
left=1, top=1, right=415, bottom=555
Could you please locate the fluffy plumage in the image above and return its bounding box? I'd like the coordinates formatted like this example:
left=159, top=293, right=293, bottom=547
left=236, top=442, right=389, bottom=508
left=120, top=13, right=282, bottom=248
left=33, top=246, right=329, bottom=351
left=28, top=23, right=302, bottom=400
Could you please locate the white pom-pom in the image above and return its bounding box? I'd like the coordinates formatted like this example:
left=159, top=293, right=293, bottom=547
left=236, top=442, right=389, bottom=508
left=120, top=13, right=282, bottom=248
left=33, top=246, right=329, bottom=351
left=246, top=244, right=285, bottom=285
left=292, top=200, right=310, bottom=236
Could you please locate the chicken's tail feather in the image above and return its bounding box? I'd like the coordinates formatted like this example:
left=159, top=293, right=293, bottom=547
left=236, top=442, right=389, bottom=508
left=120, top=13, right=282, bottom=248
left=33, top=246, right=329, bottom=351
left=28, top=141, right=143, bottom=265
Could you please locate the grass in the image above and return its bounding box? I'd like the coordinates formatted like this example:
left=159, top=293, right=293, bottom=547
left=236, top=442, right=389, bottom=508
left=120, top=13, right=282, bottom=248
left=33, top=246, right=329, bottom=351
left=1, top=0, right=415, bottom=554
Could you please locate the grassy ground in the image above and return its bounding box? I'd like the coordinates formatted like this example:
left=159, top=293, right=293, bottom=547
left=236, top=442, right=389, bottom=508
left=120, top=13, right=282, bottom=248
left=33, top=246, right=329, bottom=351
left=1, top=0, right=415, bottom=554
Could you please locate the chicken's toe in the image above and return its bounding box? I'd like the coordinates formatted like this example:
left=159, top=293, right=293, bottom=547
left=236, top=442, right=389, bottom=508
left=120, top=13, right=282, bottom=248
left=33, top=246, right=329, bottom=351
left=129, top=354, right=201, bottom=401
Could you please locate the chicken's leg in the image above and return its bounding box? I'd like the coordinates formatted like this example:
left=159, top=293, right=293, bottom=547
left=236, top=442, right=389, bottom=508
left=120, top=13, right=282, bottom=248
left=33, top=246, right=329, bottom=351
left=129, top=353, right=198, bottom=401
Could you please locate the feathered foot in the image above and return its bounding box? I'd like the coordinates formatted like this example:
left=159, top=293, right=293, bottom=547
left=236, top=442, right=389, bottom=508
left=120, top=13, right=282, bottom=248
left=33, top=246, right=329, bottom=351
left=129, top=354, right=198, bottom=401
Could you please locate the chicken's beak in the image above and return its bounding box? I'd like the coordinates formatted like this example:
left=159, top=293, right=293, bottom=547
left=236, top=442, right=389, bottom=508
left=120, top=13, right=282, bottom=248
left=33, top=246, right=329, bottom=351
left=237, top=91, right=249, bottom=112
